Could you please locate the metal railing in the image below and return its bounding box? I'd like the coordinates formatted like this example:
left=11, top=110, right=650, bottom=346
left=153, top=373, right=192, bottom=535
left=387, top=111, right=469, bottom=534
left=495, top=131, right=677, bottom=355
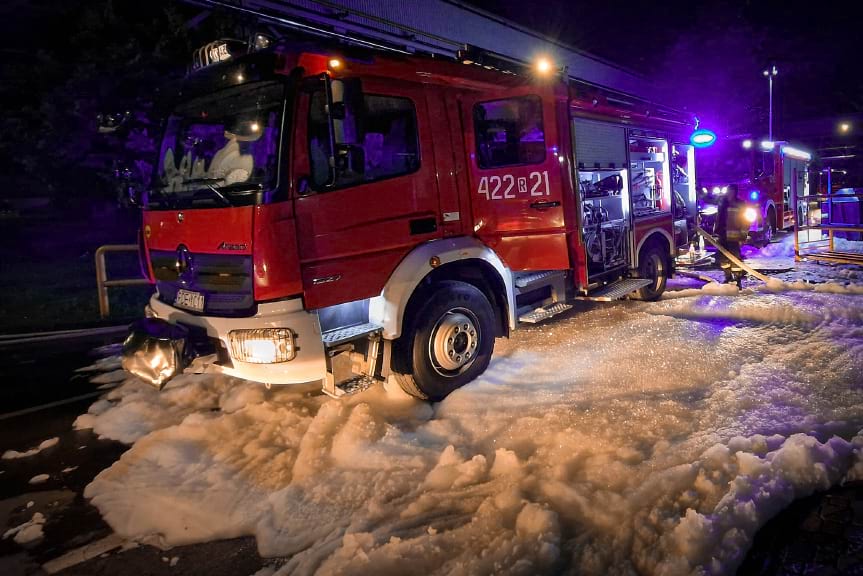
left=95, top=244, right=151, bottom=318
left=793, top=187, right=863, bottom=266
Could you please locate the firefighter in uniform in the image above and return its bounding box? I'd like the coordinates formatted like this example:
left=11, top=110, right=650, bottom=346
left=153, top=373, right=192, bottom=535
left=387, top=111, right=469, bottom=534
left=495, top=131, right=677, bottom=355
left=715, top=184, right=747, bottom=286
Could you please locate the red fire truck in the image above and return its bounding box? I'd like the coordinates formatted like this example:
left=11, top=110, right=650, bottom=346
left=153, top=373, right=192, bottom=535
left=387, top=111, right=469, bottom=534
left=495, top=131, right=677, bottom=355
left=696, top=137, right=811, bottom=244
left=125, top=33, right=698, bottom=400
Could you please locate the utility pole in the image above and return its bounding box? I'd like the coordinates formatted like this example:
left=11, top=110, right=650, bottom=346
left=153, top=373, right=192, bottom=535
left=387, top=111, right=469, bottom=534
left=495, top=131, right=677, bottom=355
left=763, top=65, right=778, bottom=141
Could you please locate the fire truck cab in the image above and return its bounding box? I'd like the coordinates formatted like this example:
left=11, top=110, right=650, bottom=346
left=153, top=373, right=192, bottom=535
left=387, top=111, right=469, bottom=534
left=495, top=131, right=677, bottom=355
left=127, top=36, right=697, bottom=400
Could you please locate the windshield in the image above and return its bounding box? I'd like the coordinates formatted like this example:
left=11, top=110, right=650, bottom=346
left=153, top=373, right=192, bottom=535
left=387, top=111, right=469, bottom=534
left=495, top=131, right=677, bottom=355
left=696, top=139, right=755, bottom=186
left=149, top=81, right=286, bottom=209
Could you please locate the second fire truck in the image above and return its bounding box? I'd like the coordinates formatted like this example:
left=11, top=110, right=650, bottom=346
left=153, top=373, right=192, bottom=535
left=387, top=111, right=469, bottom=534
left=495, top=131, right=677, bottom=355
left=125, top=32, right=699, bottom=400
left=696, top=136, right=811, bottom=244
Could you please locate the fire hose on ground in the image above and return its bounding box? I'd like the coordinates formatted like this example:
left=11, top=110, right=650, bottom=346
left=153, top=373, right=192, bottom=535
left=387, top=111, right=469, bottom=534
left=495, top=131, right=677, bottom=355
left=693, top=225, right=773, bottom=284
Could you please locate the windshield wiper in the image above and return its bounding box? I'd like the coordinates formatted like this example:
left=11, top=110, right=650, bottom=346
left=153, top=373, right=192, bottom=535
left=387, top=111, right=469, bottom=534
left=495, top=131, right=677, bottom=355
left=217, top=182, right=264, bottom=194
left=159, top=178, right=230, bottom=206
left=154, top=179, right=263, bottom=207
left=184, top=178, right=263, bottom=196
left=200, top=183, right=231, bottom=206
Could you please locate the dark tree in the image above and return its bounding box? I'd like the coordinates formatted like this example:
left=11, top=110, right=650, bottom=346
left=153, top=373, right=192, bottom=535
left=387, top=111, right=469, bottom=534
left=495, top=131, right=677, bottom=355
left=0, top=0, right=240, bottom=208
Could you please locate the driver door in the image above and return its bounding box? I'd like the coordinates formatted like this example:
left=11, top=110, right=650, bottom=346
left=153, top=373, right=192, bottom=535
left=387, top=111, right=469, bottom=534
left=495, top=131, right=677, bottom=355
left=292, top=77, right=441, bottom=310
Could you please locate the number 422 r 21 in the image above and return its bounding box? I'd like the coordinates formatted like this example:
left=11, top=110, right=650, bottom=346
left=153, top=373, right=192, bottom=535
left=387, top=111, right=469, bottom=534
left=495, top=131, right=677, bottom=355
left=477, top=171, right=550, bottom=201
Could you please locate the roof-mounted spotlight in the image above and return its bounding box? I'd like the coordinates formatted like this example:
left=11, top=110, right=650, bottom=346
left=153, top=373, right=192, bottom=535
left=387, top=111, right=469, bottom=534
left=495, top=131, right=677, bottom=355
left=535, top=56, right=553, bottom=75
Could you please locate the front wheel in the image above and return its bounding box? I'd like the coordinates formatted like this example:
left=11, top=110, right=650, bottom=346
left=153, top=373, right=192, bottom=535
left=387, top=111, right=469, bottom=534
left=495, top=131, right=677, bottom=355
left=392, top=281, right=496, bottom=401
left=633, top=244, right=668, bottom=301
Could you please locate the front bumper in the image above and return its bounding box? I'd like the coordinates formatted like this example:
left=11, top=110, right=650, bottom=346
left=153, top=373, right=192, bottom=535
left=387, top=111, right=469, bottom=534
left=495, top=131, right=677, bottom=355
left=147, top=294, right=326, bottom=385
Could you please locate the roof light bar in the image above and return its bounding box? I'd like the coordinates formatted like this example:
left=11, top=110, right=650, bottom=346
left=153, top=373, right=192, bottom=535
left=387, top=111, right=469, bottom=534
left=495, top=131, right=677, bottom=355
left=781, top=145, right=812, bottom=162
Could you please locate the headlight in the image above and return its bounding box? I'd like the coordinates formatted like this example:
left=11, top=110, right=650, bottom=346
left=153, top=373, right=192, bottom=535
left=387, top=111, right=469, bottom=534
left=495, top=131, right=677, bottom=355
left=228, top=328, right=296, bottom=363
left=744, top=207, right=758, bottom=223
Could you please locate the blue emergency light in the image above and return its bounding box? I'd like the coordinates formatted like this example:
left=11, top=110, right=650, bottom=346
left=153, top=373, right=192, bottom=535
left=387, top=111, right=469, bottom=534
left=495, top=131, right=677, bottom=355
left=690, top=129, right=717, bottom=148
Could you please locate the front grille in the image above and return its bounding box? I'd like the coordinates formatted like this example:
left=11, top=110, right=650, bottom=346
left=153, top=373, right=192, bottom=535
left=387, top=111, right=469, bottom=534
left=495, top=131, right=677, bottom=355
left=150, top=250, right=255, bottom=316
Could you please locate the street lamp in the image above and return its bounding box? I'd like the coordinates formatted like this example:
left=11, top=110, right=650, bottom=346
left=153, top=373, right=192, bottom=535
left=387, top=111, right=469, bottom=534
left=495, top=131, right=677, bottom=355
left=763, top=65, right=778, bottom=141
left=839, top=122, right=851, bottom=134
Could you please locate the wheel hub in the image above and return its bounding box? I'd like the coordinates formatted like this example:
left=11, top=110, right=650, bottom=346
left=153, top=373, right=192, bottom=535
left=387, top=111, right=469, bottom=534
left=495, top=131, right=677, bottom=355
left=431, top=310, right=479, bottom=372
left=646, top=253, right=664, bottom=288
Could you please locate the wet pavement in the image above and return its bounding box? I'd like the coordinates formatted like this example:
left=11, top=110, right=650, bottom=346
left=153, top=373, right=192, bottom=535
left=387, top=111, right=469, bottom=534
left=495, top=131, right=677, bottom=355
left=739, top=481, right=863, bottom=576
left=0, top=331, right=267, bottom=576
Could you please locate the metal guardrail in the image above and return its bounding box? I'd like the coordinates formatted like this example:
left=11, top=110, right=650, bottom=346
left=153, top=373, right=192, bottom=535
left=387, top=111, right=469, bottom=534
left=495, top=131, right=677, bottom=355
left=793, top=188, right=863, bottom=266
left=95, top=244, right=151, bottom=318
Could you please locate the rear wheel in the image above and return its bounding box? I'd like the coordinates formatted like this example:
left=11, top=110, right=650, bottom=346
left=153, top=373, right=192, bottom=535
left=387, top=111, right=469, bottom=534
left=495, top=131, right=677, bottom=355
left=763, top=207, right=777, bottom=244
left=392, top=281, right=495, bottom=401
left=634, top=244, right=668, bottom=301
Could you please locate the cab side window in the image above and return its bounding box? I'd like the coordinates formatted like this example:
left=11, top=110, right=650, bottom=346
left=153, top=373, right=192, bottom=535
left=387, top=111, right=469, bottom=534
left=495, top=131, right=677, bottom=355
left=308, top=91, right=420, bottom=190
left=474, top=95, right=545, bottom=168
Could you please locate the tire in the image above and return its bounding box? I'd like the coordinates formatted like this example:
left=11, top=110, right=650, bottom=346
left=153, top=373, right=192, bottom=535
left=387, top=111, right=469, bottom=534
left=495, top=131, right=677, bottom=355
left=633, top=244, right=668, bottom=301
left=392, top=281, right=496, bottom=401
left=763, top=208, right=777, bottom=244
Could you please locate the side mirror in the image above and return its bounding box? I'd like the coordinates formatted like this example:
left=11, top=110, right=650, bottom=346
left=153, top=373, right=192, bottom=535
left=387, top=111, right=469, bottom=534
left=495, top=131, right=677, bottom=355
left=334, top=143, right=364, bottom=175
left=298, top=176, right=311, bottom=196
left=127, top=187, right=141, bottom=207
left=329, top=101, right=346, bottom=120
left=320, top=74, right=362, bottom=188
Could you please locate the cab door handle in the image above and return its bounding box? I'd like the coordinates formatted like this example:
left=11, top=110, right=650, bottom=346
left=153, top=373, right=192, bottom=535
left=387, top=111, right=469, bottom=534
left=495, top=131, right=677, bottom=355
left=530, top=201, right=560, bottom=210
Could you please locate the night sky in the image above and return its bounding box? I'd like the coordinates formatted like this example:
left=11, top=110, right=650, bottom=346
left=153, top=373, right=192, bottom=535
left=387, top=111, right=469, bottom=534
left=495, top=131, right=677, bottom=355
left=466, top=0, right=862, bottom=116
left=1, top=0, right=861, bottom=181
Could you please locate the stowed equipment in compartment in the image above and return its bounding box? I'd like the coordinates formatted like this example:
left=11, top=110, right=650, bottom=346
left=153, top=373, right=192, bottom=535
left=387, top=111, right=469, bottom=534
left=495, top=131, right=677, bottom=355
left=579, top=169, right=629, bottom=275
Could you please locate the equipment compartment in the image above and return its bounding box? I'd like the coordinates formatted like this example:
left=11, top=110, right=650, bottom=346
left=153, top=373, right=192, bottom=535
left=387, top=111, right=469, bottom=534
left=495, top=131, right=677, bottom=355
left=578, top=168, right=629, bottom=276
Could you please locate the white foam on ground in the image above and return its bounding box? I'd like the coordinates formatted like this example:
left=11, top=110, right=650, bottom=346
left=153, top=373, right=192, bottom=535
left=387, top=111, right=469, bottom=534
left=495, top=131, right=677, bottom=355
left=3, top=512, right=46, bottom=545
left=666, top=235, right=863, bottom=300
left=2, top=437, right=59, bottom=460
left=80, top=278, right=863, bottom=575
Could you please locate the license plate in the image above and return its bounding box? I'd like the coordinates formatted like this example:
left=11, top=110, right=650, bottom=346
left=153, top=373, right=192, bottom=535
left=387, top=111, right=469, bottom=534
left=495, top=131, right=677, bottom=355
left=174, top=289, right=205, bottom=312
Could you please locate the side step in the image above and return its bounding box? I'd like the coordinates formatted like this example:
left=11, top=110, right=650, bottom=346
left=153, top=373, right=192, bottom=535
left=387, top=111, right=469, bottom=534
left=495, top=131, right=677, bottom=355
left=328, top=375, right=376, bottom=397
left=322, top=322, right=383, bottom=398
left=514, top=270, right=565, bottom=291
left=575, top=278, right=652, bottom=302
left=322, top=322, right=382, bottom=347
left=518, top=302, right=572, bottom=324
